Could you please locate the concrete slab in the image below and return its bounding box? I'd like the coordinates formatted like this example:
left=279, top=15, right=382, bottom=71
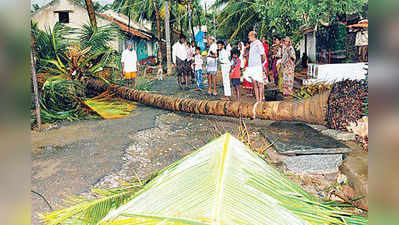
left=281, top=154, right=343, bottom=174
left=264, top=122, right=351, bottom=155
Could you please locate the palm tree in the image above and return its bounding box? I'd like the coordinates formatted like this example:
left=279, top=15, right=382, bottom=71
left=165, top=0, right=172, bottom=74
left=113, top=0, right=165, bottom=64
left=31, top=22, right=74, bottom=73
left=31, top=23, right=41, bottom=129
left=213, top=0, right=259, bottom=40
left=83, top=77, right=330, bottom=125
left=84, top=0, right=97, bottom=28
left=152, top=0, right=163, bottom=64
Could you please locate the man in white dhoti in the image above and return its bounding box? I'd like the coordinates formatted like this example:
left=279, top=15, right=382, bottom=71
left=243, top=31, right=267, bottom=102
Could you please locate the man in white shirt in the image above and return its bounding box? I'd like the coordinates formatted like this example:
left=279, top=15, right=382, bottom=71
left=206, top=36, right=218, bottom=95
left=243, top=31, right=267, bottom=102
left=121, top=40, right=138, bottom=88
left=172, top=35, right=189, bottom=90
left=217, top=40, right=232, bottom=100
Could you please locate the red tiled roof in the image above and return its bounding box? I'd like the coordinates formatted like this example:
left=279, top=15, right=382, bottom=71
left=347, top=19, right=368, bottom=28
left=98, top=13, right=151, bottom=40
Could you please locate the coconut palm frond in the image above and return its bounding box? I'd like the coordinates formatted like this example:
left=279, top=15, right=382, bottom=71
left=32, top=22, right=75, bottom=72
left=41, top=184, right=142, bottom=225
left=96, top=134, right=366, bottom=225
left=42, top=134, right=366, bottom=225
left=77, top=24, right=120, bottom=53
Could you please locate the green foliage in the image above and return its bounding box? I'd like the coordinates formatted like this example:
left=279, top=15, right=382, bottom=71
left=77, top=24, right=120, bottom=53
left=215, top=0, right=259, bottom=40
left=216, top=0, right=367, bottom=43
left=111, top=77, right=153, bottom=91
left=39, top=77, right=94, bottom=123
left=76, top=23, right=121, bottom=69
left=31, top=4, right=41, bottom=13
left=32, top=22, right=120, bottom=124
left=135, top=77, right=153, bottom=91
left=112, top=0, right=204, bottom=41
left=41, top=183, right=142, bottom=225
left=31, top=22, right=75, bottom=73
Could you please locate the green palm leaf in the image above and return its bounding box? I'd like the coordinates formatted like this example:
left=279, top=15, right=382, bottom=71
left=97, top=134, right=366, bottom=225
left=41, top=185, right=142, bottom=225
left=42, top=134, right=366, bottom=225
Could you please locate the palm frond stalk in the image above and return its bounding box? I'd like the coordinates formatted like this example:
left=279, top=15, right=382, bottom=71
left=43, top=134, right=366, bottom=225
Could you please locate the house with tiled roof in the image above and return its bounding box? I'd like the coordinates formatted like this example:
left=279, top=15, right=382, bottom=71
left=31, top=0, right=158, bottom=60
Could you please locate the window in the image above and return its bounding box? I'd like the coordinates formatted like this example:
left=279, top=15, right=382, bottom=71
left=57, top=12, right=70, bottom=23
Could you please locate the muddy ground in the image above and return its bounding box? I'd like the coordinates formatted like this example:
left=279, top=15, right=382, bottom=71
left=32, top=76, right=367, bottom=224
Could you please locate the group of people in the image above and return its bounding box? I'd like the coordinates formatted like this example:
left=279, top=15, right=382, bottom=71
left=172, top=31, right=297, bottom=102
left=121, top=31, right=297, bottom=102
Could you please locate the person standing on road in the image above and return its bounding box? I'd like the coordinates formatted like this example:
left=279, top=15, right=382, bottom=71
left=172, top=35, right=189, bottom=90
left=243, top=31, right=267, bottom=102
left=187, top=40, right=196, bottom=84
left=262, top=36, right=270, bottom=83
left=121, top=40, right=138, bottom=88
left=206, top=36, right=218, bottom=96
left=194, top=47, right=204, bottom=90
left=281, top=37, right=296, bottom=96
left=217, top=40, right=232, bottom=101
left=271, top=36, right=282, bottom=87
left=230, top=48, right=242, bottom=102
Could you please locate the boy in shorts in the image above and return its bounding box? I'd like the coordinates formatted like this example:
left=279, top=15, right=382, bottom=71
left=230, top=48, right=241, bottom=102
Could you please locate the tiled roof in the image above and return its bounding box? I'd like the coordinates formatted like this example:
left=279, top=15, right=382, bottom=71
left=97, top=13, right=152, bottom=40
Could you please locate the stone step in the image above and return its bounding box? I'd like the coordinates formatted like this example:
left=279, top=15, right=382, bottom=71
left=281, top=154, right=343, bottom=175
left=264, top=121, right=351, bottom=155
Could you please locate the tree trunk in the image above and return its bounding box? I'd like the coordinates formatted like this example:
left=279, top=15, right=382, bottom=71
left=85, top=0, right=97, bottom=28
left=188, top=0, right=195, bottom=40
left=197, top=6, right=201, bottom=28
left=31, top=24, right=41, bottom=129
left=165, top=0, right=172, bottom=74
left=83, top=77, right=329, bottom=125
left=152, top=0, right=163, bottom=65
left=31, top=49, right=41, bottom=129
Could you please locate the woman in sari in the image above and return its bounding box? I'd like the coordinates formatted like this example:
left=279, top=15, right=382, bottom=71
left=271, top=36, right=282, bottom=87
left=281, top=37, right=296, bottom=96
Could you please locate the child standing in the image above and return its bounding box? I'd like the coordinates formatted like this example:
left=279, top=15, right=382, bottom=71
left=230, top=48, right=241, bottom=102
left=194, top=47, right=203, bottom=90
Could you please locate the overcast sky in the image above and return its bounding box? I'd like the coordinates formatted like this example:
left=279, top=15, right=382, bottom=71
left=32, top=0, right=216, bottom=8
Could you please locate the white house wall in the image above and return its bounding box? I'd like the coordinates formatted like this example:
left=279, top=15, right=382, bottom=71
left=32, top=0, right=118, bottom=50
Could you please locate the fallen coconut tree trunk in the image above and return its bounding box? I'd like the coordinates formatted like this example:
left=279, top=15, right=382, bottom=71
left=83, top=77, right=329, bottom=125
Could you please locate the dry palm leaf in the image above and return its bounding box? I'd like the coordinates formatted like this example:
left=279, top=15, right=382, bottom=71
left=83, top=91, right=137, bottom=119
